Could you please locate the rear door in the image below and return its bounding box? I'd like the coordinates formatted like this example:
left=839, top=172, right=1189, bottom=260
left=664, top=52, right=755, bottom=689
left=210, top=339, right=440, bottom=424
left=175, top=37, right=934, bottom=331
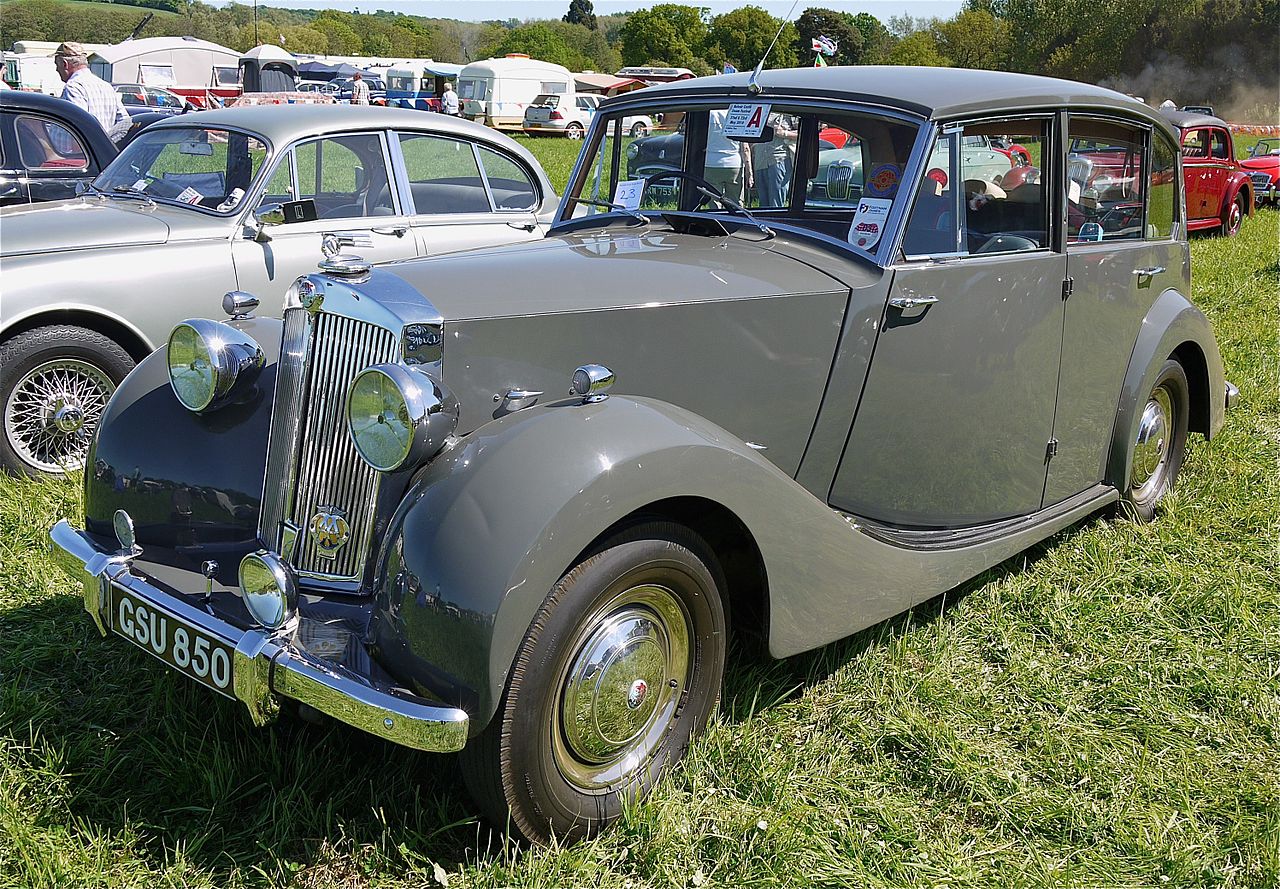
left=1180, top=127, right=1212, bottom=223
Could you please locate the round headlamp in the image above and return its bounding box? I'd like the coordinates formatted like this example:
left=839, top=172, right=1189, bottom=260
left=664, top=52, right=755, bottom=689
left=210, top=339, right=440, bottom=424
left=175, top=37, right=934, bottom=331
left=347, top=363, right=458, bottom=472
left=167, top=319, right=264, bottom=413
left=238, top=550, right=297, bottom=630
left=626, top=142, right=640, bottom=159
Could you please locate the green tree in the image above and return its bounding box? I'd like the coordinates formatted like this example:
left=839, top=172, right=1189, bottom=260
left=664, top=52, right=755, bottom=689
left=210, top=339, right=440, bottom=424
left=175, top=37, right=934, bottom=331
left=793, top=7, right=863, bottom=66
left=849, top=12, right=893, bottom=63
left=563, top=0, right=597, bottom=30
left=706, top=6, right=796, bottom=71
left=491, top=22, right=587, bottom=70
left=932, top=7, right=1009, bottom=69
left=886, top=30, right=949, bottom=66
left=618, top=4, right=708, bottom=69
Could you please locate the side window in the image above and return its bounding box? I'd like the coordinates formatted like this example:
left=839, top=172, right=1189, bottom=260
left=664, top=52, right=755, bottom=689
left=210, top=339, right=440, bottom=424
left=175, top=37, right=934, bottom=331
left=576, top=96, right=592, bottom=112
left=1148, top=130, right=1178, bottom=240
left=295, top=134, right=395, bottom=220
left=1210, top=129, right=1229, bottom=160
left=478, top=146, right=537, bottom=210
left=16, top=116, right=89, bottom=172
left=903, top=118, right=1047, bottom=257
left=744, top=112, right=799, bottom=209
left=1181, top=129, right=1209, bottom=159
left=397, top=133, right=490, bottom=214
left=1067, top=117, right=1146, bottom=243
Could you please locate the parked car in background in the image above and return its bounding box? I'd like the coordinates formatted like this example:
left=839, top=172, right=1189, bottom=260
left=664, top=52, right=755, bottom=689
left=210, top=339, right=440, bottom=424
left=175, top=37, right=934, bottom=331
left=1159, top=108, right=1253, bottom=235
left=523, top=92, right=651, bottom=139
left=50, top=67, right=1233, bottom=849
left=0, top=105, right=557, bottom=476
left=115, top=83, right=193, bottom=115
left=1240, top=136, right=1279, bottom=205
left=330, top=76, right=386, bottom=104
left=0, top=90, right=118, bottom=206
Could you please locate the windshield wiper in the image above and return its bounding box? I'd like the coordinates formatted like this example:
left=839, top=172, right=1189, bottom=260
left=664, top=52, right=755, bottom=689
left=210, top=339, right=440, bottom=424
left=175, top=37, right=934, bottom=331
left=110, top=185, right=156, bottom=208
left=693, top=186, right=775, bottom=239
left=573, top=198, right=650, bottom=226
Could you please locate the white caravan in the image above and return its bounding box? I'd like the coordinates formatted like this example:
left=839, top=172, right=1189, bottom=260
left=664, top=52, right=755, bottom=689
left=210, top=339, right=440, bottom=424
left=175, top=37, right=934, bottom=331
left=458, top=55, right=572, bottom=130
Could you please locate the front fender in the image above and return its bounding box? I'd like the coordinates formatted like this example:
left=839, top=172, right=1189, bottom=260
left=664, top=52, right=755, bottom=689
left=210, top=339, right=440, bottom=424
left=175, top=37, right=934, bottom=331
left=84, top=316, right=282, bottom=579
left=1106, top=287, right=1226, bottom=489
left=1225, top=171, right=1254, bottom=213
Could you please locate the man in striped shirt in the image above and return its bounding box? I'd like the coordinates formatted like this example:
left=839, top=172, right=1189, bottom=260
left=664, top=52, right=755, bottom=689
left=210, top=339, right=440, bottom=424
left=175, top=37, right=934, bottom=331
left=54, top=42, right=130, bottom=143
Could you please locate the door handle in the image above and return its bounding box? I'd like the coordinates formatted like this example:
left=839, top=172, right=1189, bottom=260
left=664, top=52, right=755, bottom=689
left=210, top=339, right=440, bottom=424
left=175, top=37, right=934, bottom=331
left=888, top=295, right=939, bottom=310
left=323, top=231, right=374, bottom=248
left=1132, top=266, right=1166, bottom=277
left=506, top=221, right=538, bottom=231
left=371, top=225, right=408, bottom=238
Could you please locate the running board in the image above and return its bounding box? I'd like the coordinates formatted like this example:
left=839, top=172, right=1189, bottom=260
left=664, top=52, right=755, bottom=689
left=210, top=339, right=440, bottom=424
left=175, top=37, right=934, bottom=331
left=844, top=484, right=1119, bottom=552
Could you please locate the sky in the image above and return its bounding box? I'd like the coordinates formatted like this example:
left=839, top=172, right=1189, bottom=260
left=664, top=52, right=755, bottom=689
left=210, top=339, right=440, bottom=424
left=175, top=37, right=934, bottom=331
left=227, top=1, right=966, bottom=22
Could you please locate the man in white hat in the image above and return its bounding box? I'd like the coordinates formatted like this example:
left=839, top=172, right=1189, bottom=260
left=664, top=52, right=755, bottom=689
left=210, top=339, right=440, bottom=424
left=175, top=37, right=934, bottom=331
left=54, top=42, right=130, bottom=141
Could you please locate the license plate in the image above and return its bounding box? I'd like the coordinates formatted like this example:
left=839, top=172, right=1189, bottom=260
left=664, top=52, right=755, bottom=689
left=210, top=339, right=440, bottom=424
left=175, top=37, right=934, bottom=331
left=108, top=586, right=235, bottom=697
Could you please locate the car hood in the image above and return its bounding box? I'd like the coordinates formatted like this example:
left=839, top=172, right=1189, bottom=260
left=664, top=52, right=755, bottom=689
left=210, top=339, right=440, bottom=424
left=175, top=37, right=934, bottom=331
left=383, top=227, right=851, bottom=323
left=0, top=199, right=181, bottom=257
left=1240, top=156, right=1279, bottom=173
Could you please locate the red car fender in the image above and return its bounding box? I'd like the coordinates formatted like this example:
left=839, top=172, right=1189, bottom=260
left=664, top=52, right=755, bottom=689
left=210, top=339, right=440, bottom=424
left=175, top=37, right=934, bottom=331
left=1224, top=170, right=1255, bottom=218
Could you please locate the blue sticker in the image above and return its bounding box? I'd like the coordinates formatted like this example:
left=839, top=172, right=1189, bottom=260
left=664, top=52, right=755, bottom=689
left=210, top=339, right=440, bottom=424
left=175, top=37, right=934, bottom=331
left=865, top=163, right=901, bottom=197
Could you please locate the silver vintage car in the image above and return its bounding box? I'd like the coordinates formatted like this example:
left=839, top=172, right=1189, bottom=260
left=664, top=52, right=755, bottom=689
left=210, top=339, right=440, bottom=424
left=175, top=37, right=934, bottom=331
left=1, top=105, right=557, bottom=476
left=51, top=67, right=1234, bottom=844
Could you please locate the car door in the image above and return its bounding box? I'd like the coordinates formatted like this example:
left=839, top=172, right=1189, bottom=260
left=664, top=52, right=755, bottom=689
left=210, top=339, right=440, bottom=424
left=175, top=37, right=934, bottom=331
left=1047, top=117, right=1182, bottom=504
left=231, top=131, right=421, bottom=308
left=394, top=131, right=545, bottom=255
left=1203, top=127, right=1232, bottom=217
left=10, top=112, right=98, bottom=204
left=1180, top=127, right=1212, bottom=223
left=0, top=113, right=31, bottom=205
left=832, top=117, right=1064, bottom=528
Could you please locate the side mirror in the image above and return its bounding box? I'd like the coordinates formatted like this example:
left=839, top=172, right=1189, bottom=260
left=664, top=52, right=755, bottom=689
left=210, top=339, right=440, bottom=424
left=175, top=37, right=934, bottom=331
left=252, top=199, right=317, bottom=241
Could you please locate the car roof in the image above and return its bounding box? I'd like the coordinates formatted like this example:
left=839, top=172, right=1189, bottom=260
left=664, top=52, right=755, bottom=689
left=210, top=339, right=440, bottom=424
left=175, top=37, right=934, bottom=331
left=614, top=66, right=1170, bottom=131
left=1159, top=109, right=1230, bottom=130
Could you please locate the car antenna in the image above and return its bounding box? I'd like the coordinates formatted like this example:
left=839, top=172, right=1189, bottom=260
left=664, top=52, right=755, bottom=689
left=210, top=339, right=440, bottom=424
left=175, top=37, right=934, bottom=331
left=747, top=0, right=800, bottom=95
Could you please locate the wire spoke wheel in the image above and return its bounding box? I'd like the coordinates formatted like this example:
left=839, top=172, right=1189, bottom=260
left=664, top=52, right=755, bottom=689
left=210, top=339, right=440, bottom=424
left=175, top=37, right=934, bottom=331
left=4, top=358, right=115, bottom=473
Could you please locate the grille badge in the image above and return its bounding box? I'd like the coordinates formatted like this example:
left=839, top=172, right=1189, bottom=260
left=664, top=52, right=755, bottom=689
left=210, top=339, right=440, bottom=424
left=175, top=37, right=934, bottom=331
left=309, top=506, right=350, bottom=559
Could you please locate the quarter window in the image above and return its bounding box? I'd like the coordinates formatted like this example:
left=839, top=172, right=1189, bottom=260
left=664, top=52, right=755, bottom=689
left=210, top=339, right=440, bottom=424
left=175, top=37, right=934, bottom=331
left=1148, top=130, right=1178, bottom=240
left=397, top=133, right=490, bottom=214
left=1067, top=118, right=1146, bottom=243
left=16, top=115, right=89, bottom=172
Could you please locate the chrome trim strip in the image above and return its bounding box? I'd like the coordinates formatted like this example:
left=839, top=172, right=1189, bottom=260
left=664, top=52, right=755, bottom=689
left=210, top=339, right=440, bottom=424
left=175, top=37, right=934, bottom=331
left=258, top=306, right=312, bottom=554
left=50, top=520, right=469, bottom=753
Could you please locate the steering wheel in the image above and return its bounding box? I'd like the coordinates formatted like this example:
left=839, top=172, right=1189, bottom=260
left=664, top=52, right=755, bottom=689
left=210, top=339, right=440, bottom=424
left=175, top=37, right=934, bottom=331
left=642, top=170, right=730, bottom=211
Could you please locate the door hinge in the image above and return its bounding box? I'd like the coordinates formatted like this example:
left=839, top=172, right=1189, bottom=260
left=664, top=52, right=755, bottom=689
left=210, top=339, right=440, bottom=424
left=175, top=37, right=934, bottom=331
left=1061, top=277, right=1074, bottom=301
left=1046, top=439, right=1059, bottom=461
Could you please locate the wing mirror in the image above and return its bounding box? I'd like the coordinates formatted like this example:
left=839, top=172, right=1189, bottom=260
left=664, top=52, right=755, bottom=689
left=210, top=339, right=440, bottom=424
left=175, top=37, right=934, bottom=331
left=251, top=199, right=317, bottom=242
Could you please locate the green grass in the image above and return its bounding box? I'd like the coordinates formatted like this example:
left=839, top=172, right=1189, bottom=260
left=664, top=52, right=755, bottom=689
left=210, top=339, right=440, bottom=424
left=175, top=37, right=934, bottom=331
left=1, top=200, right=1277, bottom=887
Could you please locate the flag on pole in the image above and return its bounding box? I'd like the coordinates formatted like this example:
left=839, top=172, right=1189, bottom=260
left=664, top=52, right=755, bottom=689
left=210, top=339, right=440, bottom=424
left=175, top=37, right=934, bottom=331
left=814, top=53, right=828, bottom=67
left=811, top=35, right=838, bottom=56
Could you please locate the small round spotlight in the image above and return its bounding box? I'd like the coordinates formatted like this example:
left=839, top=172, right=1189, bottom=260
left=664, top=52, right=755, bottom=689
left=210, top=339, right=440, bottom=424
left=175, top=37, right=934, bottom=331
left=238, top=550, right=298, bottom=631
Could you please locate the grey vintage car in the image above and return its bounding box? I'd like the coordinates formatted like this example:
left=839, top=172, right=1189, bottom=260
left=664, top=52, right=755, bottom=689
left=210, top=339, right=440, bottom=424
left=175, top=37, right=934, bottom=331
left=51, top=67, right=1235, bottom=845
left=0, top=105, right=556, bottom=476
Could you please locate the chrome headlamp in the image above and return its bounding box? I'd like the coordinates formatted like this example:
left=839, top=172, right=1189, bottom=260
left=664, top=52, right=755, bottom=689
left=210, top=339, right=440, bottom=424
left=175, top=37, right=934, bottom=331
left=238, top=550, right=297, bottom=630
left=166, top=319, right=264, bottom=412
left=346, top=363, right=458, bottom=472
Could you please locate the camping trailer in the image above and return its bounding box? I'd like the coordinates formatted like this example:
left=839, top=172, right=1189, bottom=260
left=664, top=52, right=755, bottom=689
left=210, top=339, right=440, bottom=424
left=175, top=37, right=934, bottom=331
left=89, top=37, right=240, bottom=107
left=2, top=53, right=62, bottom=94
left=458, top=55, right=572, bottom=129
left=385, top=60, right=463, bottom=111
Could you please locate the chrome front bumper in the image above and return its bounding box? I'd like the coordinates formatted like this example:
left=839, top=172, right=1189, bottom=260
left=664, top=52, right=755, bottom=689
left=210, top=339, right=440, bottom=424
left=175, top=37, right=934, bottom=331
left=50, top=520, right=469, bottom=753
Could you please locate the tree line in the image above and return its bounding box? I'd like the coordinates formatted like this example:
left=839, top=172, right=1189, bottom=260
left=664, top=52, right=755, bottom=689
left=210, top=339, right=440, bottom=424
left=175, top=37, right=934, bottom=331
left=1, top=0, right=1275, bottom=117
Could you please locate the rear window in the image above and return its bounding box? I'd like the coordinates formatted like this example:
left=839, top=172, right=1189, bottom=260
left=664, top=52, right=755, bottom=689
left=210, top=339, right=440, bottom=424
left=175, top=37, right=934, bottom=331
left=531, top=94, right=560, bottom=108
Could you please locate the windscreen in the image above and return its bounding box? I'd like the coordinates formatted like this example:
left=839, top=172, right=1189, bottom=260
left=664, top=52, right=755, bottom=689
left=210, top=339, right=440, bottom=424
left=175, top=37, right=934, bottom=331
left=95, top=127, right=268, bottom=213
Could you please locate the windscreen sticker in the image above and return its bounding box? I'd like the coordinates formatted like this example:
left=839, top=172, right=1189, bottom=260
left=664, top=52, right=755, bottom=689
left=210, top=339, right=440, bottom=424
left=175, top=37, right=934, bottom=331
left=612, top=179, right=646, bottom=210
left=175, top=186, right=204, bottom=205
left=848, top=197, right=892, bottom=250
left=131, top=178, right=148, bottom=192
left=865, top=163, right=901, bottom=198
left=723, top=103, right=771, bottom=138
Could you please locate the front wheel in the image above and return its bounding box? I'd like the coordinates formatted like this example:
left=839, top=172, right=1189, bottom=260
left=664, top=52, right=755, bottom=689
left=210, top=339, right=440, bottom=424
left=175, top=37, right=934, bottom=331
left=1, top=326, right=134, bottom=477
left=1120, top=359, right=1190, bottom=522
left=461, top=522, right=727, bottom=844
left=1223, top=194, right=1245, bottom=236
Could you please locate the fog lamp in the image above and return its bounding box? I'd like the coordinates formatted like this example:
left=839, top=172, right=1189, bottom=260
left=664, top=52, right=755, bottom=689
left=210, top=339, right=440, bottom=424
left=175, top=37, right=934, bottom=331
left=167, top=319, right=264, bottom=412
left=347, top=364, right=458, bottom=472
left=238, top=550, right=297, bottom=631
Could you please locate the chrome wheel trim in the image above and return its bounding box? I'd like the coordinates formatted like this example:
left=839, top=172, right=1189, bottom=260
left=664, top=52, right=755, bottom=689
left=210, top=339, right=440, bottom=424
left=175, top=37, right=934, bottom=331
left=1227, top=197, right=1243, bottom=234
left=4, top=358, right=115, bottom=473
left=553, top=582, right=691, bottom=792
left=1131, top=385, right=1173, bottom=496
left=566, top=124, right=584, bottom=140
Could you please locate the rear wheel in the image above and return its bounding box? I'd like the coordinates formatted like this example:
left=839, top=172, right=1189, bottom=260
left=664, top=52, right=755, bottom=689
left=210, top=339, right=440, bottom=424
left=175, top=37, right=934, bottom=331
left=629, top=122, right=649, bottom=138
left=1120, top=359, right=1190, bottom=522
left=1, top=326, right=134, bottom=477
left=461, top=522, right=726, bottom=844
left=565, top=122, right=585, bottom=140
left=1223, top=194, right=1245, bottom=236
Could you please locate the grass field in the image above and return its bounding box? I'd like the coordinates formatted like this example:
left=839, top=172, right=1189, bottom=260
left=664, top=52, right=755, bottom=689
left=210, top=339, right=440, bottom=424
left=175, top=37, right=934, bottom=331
left=1, top=145, right=1276, bottom=886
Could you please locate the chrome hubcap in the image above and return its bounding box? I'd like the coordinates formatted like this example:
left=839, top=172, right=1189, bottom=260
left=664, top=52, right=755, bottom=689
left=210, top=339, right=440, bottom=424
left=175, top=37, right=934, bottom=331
left=4, top=359, right=115, bottom=473
left=1131, top=387, right=1172, bottom=493
left=554, top=583, right=690, bottom=791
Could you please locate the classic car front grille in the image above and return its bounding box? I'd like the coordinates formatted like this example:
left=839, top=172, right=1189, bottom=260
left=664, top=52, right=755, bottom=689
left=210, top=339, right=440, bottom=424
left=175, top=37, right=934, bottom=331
left=259, top=307, right=400, bottom=584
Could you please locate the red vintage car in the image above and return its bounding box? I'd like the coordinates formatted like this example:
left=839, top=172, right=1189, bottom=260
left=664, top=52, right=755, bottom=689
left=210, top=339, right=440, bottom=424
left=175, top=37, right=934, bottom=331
left=1240, top=137, right=1279, bottom=206
left=1160, top=109, right=1254, bottom=235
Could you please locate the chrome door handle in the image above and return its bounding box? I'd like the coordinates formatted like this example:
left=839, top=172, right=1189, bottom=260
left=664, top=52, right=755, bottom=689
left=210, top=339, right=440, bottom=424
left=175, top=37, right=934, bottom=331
left=323, top=231, right=374, bottom=248
left=1132, top=266, right=1166, bottom=277
left=888, top=295, right=939, bottom=309
left=371, top=225, right=408, bottom=238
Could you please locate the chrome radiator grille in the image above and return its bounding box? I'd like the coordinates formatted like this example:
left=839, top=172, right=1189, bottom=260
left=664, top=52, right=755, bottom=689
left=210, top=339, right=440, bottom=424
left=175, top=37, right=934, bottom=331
left=259, top=307, right=400, bottom=583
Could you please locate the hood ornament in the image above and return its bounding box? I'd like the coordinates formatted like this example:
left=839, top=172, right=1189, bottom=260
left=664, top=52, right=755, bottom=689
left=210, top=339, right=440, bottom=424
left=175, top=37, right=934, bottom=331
left=318, top=233, right=372, bottom=278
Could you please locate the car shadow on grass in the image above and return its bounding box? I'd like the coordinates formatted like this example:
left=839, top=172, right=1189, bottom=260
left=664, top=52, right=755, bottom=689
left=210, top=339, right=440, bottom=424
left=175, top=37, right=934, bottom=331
left=3, top=524, right=1074, bottom=880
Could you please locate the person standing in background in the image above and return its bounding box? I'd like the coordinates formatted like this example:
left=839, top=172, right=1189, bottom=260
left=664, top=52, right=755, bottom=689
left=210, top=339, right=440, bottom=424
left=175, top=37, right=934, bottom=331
left=441, top=81, right=460, bottom=116
left=704, top=107, right=749, bottom=203
left=350, top=71, right=371, bottom=105
left=53, top=42, right=129, bottom=141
